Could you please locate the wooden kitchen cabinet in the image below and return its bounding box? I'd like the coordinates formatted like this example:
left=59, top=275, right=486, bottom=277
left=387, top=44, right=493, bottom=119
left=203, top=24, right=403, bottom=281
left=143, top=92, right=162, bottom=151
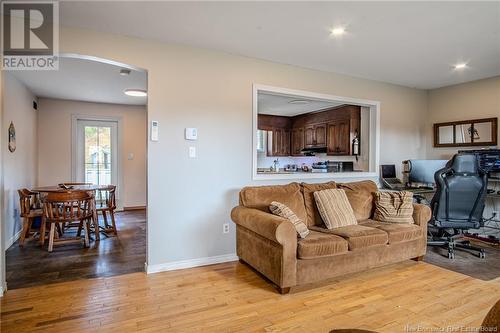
left=304, top=124, right=327, bottom=147
left=267, top=128, right=291, bottom=156
left=327, top=119, right=351, bottom=155
left=291, top=127, right=305, bottom=156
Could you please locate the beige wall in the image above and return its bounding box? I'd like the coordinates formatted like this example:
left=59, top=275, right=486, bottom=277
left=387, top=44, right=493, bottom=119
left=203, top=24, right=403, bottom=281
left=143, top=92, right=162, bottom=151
left=427, top=76, right=500, bottom=159
left=2, top=74, right=38, bottom=249
left=54, top=26, right=430, bottom=267
left=37, top=98, right=147, bottom=208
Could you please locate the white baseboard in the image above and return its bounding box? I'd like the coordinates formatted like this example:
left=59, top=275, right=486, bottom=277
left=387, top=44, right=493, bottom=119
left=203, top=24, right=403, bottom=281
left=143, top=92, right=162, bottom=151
left=5, top=229, right=22, bottom=250
left=146, top=253, right=238, bottom=274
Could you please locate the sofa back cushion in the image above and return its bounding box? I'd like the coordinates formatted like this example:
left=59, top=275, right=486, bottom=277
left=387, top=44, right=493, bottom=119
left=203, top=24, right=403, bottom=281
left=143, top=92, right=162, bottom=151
left=314, top=189, right=358, bottom=229
left=337, top=180, right=378, bottom=221
left=302, top=181, right=337, bottom=226
left=239, top=182, right=307, bottom=223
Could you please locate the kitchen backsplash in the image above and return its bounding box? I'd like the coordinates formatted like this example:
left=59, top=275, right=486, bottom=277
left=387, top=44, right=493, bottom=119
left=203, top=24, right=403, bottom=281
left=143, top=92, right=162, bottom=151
left=257, top=152, right=369, bottom=171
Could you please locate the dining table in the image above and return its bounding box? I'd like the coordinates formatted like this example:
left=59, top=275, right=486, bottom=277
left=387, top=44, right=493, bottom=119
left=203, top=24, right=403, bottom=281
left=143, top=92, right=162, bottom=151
left=32, top=184, right=111, bottom=241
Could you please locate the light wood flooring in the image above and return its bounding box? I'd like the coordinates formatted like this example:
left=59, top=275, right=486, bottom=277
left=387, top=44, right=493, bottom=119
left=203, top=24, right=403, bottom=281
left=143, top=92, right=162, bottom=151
left=1, top=260, right=499, bottom=332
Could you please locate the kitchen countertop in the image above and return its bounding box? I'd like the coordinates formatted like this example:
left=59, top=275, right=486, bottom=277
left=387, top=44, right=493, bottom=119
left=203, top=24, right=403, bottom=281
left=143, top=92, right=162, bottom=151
left=257, top=169, right=364, bottom=174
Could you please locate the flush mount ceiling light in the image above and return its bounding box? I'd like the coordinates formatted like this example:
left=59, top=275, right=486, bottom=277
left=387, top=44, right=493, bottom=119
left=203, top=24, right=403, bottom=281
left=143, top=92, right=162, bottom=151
left=120, top=69, right=131, bottom=76
left=124, top=89, right=147, bottom=97
left=330, top=27, right=346, bottom=37
left=288, top=99, right=310, bottom=105
left=454, top=63, right=468, bottom=70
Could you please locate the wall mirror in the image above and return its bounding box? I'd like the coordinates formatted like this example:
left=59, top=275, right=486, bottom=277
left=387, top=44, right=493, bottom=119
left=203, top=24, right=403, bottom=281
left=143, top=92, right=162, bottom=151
left=434, top=118, right=497, bottom=147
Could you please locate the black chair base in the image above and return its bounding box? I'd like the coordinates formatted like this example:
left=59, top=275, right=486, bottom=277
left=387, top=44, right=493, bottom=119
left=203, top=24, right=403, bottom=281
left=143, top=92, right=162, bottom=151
left=428, top=237, right=486, bottom=259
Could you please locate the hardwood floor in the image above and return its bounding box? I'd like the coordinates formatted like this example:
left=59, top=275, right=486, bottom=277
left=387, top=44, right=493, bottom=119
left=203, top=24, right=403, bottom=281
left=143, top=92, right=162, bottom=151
left=1, top=260, right=499, bottom=332
left=5, top=210, right=146, bottom=289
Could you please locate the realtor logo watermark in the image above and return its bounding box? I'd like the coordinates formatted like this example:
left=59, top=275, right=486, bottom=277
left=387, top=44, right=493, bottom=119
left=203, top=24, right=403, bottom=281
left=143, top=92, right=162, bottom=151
left=1, top=1, right=59, bottom=70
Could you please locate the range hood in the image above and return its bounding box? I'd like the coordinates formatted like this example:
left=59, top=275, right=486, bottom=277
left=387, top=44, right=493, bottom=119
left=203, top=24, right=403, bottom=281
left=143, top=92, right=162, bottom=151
left=301, top=147, right=327, bottom=156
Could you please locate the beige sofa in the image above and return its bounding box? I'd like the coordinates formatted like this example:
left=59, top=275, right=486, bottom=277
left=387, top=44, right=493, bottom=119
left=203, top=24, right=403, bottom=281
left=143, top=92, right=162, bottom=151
left=231, top=180, right=431, bottom=293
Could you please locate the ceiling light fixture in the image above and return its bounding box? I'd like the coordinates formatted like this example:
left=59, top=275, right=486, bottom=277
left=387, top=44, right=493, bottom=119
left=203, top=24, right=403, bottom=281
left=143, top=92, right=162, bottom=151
left=120, top=69, right=131, bottom=76
left=330, top=27, right=346, bottom=37
left=124, top=89, right=147, bottom=97
left=289, top=99, right=310, bottom=105
left=454, top=63, right=467, bottom=70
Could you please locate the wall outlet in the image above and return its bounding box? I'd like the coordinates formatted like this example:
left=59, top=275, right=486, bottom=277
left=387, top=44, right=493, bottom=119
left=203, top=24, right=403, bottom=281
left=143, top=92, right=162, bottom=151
left=223, top=223, right=230, bottom=234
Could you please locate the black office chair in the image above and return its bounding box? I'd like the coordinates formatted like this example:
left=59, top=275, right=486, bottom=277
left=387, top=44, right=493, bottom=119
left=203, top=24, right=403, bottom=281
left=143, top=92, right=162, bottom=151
left=428, top=153, right=487, bottom=259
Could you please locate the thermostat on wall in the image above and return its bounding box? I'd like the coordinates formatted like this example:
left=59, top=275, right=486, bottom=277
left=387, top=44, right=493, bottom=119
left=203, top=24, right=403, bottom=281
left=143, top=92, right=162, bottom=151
left=185, top=128, right=198, bottom=141
left=151, top=121, right=159, bottom=142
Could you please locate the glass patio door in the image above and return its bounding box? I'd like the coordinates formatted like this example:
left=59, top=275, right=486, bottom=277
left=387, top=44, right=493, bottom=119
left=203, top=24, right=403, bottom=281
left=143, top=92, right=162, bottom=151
left=76, top=120, right=118, bottom=186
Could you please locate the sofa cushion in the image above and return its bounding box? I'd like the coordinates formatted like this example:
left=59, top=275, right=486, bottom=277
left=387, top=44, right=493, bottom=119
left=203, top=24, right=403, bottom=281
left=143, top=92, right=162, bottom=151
left=312, top=224, right=388, bottom=250
left=270, top=201, right=310, bottom=239
left=301, top=181, right=337, bottom=226
left=297, top=231, right=348, bottom=259
left=337, top=180, right=378, bottom=221
left=239, top=182, right=307, bottom=224
left=314, top=189, right=358, bottom=229
left=360, top=219, right=423, bottom=243
left=373, top=191, right=414, bottom=224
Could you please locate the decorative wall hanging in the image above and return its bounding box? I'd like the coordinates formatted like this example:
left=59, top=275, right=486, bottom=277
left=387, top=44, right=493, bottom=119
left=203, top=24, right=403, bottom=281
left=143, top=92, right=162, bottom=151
left=8, top=121, right=16, bottom=152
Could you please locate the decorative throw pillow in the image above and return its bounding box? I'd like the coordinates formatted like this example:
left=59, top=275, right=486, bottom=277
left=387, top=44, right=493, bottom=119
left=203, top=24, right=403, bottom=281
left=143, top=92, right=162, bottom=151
left=313, top=189, right=358, bottom=229
left=373, top=191, right=414, bottom=224
left=269, top=201, right=310, bottom=238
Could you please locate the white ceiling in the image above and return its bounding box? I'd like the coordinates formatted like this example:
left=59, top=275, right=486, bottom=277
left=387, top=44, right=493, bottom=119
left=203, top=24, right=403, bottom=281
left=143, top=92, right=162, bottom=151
left=59, top=1, right=500, bottom=89
left=10, top=56, right=147, bottom=105
left=258, top=92, right=343, bottom=116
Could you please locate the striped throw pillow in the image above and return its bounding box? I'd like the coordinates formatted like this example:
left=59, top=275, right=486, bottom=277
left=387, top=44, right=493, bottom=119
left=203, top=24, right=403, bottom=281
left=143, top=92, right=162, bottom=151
left=313, top=189, right=357, bottom=229
left=270, top=201, right=310, bottom=238
left=373, top=191, right=414, bottom=224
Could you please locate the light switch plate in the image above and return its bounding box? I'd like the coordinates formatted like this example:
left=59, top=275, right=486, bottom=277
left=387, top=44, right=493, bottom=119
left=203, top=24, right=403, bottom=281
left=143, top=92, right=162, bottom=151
left=151, top=121, right=159, bottom=141
left=189, top=146, right=196, bottom=158
left=185, top=128, right=198, bottom=140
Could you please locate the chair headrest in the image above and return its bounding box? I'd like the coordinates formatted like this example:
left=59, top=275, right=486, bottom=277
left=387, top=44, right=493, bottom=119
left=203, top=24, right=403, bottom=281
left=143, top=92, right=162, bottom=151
left=447, top=154, right=479, bottom=173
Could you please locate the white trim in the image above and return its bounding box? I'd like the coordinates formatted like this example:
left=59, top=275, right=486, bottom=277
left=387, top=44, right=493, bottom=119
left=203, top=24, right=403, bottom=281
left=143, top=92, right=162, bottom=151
left=145, top=254, right=238, bottom=274
left=71, top=114, right=124, bottom=209
left=252, top=84, right=381, bottom=181
left=5, top=229, right=22, bottom=250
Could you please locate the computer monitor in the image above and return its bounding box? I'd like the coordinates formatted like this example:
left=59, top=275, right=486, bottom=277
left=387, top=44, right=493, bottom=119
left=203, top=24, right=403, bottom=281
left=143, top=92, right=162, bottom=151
left=381, top=164, right=397, bottom=178
left=405, top=159, right=448, bottom=185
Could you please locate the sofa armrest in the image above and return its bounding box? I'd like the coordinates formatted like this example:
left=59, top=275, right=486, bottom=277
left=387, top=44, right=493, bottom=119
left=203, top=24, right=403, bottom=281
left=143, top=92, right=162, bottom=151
left=231, top=206, right=296, bottom=245
left=413, top=203, right=431, bottom=226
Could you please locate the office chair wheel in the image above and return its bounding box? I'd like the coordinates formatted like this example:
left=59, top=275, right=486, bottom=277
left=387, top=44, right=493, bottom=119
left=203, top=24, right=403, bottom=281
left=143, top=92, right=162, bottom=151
left=479, top=250, right=486, bottom=259
left=448, top=251, right=455, bottom=259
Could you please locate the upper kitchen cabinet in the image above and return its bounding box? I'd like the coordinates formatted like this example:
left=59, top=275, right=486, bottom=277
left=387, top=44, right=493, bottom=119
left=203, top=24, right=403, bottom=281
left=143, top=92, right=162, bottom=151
left=258, top=114, right=292, bottom=157
left=291, top=127, right=305, bottom=156
left=327, top=119, right=350, bottom=155
left=327, top=107, right=361, bottom=156
left=267, top=128, right=290, bottom=156
left=304, top=124, right=327, bottom=148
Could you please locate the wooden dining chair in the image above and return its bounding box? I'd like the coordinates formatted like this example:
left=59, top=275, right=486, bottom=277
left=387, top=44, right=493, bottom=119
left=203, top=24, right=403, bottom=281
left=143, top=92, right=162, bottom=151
left=17, top=189, right=44, bottom=246
left=41, top=191, right=93, bottom=252
left=96, top=185, right=117, bottom=235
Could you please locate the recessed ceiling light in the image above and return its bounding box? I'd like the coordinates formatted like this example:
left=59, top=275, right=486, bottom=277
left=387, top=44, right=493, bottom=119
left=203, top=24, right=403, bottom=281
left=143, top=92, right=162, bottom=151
left=124, top=89, right=147, bottom=97
left=454, top=63, right=468, bottom=70
left=330, top=27, right=346, bottom=37
left=289, top=99, right=310, bottom=105
left=120, top=69, right=131, bottom=76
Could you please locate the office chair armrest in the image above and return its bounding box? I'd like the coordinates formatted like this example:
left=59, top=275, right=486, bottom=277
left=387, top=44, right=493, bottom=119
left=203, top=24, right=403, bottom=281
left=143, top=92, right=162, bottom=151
left=413, top=203, right=431, bottom=226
